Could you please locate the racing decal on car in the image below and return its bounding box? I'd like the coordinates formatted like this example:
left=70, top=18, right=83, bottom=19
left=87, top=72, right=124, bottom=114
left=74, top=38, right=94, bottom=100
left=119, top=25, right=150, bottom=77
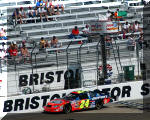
left=79, top=99, right=90, bottom=109
left=103, top=98, right=110, bottom=104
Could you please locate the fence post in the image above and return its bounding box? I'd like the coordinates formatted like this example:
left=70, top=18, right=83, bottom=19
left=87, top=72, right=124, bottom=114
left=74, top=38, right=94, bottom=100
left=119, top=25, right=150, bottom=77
left=100, top=34, right=107, bottom=85
left=30, top=41, right=36, bottom=93
left=79, top=42, right=84, bottom=88
left=96, top=39, right=101, bottom=86
left=65, top=41, right=72, bottom=89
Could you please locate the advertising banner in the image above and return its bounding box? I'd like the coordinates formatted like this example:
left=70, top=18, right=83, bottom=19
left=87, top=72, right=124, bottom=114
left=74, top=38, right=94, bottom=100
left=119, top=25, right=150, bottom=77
left=2, top=80, right=150, bottom=113
left=7, top=65, right=82, bottom=96
left=90, top=20, right=118, bottom=34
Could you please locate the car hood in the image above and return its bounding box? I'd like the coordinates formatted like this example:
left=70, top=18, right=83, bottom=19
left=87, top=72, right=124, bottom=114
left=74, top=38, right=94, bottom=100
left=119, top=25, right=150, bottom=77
left=47, top=99, right=70, bottom=105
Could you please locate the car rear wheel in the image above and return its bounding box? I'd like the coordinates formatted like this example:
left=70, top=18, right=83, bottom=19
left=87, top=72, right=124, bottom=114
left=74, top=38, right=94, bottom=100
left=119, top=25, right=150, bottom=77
left=63, top=104, right=71, bottom=114
left=95, top=101, right=103, bottom=110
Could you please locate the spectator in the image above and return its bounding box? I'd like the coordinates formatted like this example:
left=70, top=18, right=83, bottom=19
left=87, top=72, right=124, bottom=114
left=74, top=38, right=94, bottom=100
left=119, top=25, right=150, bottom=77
left=34, top=7, right=38, bottom=17
left=0, top=28, right=7, bottom=40
left=50, top=36, right=59, bottom=48
left=132, top=21, right=142, bottom=32
left=54, top=9, right=60, bottom=15
left=8, top=43, right=18, bottom=57
left=19, top=7, right=27, bottom=24
left=0, top=42, right=7, bottom=59
left=12, top=8, right=22, bottom=24
left=0, top=49, right=6, bottom=59
left=106, top=10, right=111, bottom=21
left=114, top=9, right=121, bottom=20
left=21, top=45, right=30, bottom=57
left=36, top=0, right=49, bottom=22
left=9, top=42, right=18, bottom=51
left=21, top=44, right=30, bottom=63
left=46, top=0, right=55, bottom=16
left=36, top=0, right=44, bottom=7
left=40, top=3, right=49, bottom=21
left=45, top=40, right=50, bottom=48
left=123, top=22, right=131, bottom=33
left=27, top=6, right=36, bottom=23
left=28, top=6, right=34, bottom=18
left=81, top=24, right=90, bottom=37
left=0, top=42, right=7, bottom=51
left=19, top=7, right=27, bottom=18
left=51, top=0, right=64, bottom=13
left=69, top=26, right=82, bottom=39
left=40, top=37, right=46, bottom=49
left=13, top=41, right=18, bottom=50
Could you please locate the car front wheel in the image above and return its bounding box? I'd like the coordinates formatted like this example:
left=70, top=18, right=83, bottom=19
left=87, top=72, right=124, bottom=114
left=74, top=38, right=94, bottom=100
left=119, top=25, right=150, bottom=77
left=63, top=104, right=72, bottom=114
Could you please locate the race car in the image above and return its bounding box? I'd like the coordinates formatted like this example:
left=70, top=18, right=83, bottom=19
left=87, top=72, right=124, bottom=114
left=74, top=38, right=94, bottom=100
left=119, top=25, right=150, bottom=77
left=43, top=90, right=112, bottom=113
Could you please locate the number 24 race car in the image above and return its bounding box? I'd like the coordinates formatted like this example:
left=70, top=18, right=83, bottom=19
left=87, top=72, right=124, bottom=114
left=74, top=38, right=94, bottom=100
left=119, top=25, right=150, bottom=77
left=43, top=89, right=112, bottom=114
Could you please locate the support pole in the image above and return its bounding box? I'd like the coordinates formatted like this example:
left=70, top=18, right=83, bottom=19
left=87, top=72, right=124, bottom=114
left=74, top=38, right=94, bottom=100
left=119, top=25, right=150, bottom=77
left=79, top=42, right=84, bottom=88
left=99, top=34, right=107, bottom=85
left=65, top=41, right=72, bottom=89
left=31, top=41, right=36, bottom=93
left=96, top=39, right=101, bottom=86
left=136, top=41, right=140, bottom=81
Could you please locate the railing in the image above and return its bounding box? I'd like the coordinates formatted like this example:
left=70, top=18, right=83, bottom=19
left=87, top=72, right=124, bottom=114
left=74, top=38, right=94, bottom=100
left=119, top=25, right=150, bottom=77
left=0, top=32, right=142, bottom=71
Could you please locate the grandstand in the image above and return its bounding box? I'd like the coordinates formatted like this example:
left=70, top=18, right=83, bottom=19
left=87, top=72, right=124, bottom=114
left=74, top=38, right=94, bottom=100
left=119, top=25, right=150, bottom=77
left=0, top=1, right=148, bottom=96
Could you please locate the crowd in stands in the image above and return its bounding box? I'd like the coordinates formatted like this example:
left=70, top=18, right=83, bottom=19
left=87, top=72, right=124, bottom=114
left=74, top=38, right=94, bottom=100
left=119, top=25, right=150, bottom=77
left=0, top=35, right=63, bottom=62
left=106, top=9, right=143, bottom=33
left=0, top=23, right=91, bottom=60
left=1, top=6, right=146, bottom=63
left=0, top=19, right=144, bottom=61
left=12, top=0, right=65, bottom=24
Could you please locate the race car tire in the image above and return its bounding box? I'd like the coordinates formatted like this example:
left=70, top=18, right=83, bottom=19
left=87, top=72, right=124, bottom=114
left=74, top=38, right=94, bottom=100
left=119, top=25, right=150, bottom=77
left=95, top=101, right=103, bottom=110
left=63, top=104, right=72, bottom=114
left=43, top=110, right=48, bottom=114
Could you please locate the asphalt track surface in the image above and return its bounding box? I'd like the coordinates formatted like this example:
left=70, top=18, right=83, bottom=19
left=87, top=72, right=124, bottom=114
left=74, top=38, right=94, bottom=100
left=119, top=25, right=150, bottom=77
left=2, top=103, right=150, bottom=120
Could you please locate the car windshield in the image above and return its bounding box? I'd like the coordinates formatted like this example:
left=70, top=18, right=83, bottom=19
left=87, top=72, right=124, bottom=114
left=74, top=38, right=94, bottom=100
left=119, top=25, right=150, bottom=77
left=51, top=100, right=63, bottom=104
left=63, top=93, right=79, bottom=100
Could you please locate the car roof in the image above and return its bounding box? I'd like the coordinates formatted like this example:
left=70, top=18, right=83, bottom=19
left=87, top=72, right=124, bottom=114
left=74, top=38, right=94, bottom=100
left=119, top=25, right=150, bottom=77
left=71, top=90, right=88, bottom=94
